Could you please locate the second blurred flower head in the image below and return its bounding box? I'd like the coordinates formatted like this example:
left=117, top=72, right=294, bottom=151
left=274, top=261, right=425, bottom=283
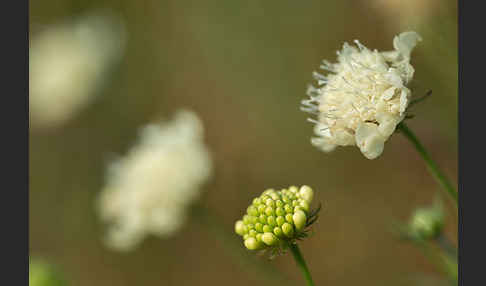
left=97, top=110, right=213, bottom=251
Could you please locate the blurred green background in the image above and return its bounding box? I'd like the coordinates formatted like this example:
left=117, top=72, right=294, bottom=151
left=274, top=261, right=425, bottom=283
left=29, top=0, right=457, bottom=285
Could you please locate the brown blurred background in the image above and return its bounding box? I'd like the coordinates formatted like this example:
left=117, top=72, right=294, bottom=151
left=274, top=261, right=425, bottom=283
left=29, top=0, right=457, bottom=285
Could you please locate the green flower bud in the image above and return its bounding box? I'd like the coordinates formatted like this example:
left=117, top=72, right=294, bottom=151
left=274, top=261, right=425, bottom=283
left=299, top=200, right=310, bottom=212
left=247, top=205, right=258, bottom=216
left=282, top=223, right=294, bottom=237
left=257, top=204, right=266, bottom=214
left=259, top=214, right=267, bottom=224
left=267, top=216, right=276, bottom=227
left=273, top=226, right=284, bottom=237
left=293, top=210, right=307, bottom=231
left=276, top=216, right=285, bottom=226
left=262, top=232, right=278, bottom=246
left=235, top=220, right=247, bottom=236
left=409, top=206, right=444, bottom=240
left=243, top=215, right=251, bottom=224
left=256, top=233, right=263, bottom=242
left=265, top=206, right=275, bottom=216
left=255, top=223, right=264, bottom=233
left=289, top=186, right=298, bottom=193
left=244, top=237, right=262, bottom=250
left=270, top=193, right=280, bottom=201
left=235, top=185, right=317, bottom=251
left=285, top=213, right=293, bottom=223
left=265, top=199, right=275, bottom=207
left=282, top=195, right=290, bottom=203
left=299, top=185, right=314, bottom=203
left=284, top=204, right=293, bottom=214
left=253, top=197, right=261, bottom=205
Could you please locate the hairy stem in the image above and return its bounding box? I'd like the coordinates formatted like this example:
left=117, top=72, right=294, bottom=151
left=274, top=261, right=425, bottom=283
left=397, top=122, right=458, bottom=206
left=288, top=243, right=315, bottom=286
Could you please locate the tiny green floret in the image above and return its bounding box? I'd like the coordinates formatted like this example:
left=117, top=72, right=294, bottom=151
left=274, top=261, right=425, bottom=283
left=234, top=185, right=319, bottom=252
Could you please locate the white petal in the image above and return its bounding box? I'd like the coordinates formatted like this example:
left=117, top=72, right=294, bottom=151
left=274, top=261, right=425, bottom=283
left=355, top=123, right=385, bottom=159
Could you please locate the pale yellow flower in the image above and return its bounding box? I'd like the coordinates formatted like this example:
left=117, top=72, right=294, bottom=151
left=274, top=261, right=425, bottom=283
left=302, top=32, right=421, bottom=159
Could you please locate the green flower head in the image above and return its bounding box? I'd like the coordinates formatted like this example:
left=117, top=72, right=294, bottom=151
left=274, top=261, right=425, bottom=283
left=234, top=185, right=319, bottom=251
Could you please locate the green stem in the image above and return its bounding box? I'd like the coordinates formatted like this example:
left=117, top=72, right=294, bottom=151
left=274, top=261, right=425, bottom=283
left=288, top=243, right=315, bottom=286
left=397, top=122, right=458, bottom=206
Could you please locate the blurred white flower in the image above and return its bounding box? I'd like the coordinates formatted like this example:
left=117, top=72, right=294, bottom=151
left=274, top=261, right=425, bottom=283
left=97, top=110, right=213, bottom=251
left=302, top=31, right=421, bottom=159
left=29, top=12, right=126, bottom=129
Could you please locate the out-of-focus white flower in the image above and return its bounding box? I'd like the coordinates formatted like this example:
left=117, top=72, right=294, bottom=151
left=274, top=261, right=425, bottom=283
left=97, top=110, right=213, bottom=251
left=29, top=12, right=126, bottom=129
left=302, top=32, right=421, bottom=159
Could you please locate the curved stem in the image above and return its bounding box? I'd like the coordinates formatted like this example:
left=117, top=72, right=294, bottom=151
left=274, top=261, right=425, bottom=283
left=288, top=243, right=315, bottom=286
left=397, top=122, right=458, bottom=206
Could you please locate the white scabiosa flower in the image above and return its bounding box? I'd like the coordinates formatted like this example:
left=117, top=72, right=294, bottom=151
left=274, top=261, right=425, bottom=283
left=302, top=31, right=421, bottom=159
left=97, top=110, right=213, bottom=251
left=29, top=12, right=126, bottom=129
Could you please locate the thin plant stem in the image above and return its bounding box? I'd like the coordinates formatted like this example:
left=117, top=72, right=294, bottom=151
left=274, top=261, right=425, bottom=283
left=288, top=243, right=315, bottom=286
left=191, top=204, right=296, bottom=286
left=397, top=122, right=458, bottom=206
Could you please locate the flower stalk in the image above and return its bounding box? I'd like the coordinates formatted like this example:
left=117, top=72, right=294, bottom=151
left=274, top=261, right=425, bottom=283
left=397, top=122, right=458, bottom=205
left=288, top=243, right=315, bottom=286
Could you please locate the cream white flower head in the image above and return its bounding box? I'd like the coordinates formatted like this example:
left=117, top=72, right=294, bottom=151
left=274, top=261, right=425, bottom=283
left=302, top=32, right=421, bottom=159
left=29, top=12, right=126, bottom=129
left=97, top=110, right=213, bottom=251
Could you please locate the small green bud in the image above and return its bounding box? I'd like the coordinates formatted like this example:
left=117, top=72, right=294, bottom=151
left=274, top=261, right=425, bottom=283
left=265, top=199, right=275, bottom=207
left=282, top=223, right=294, bottom=237
left=257, top=204, right=266, bottom=214
left=273, top=226, right=283, bottom=237
left=299, top=200, right=310, bottom=212
left=262, top=225, right=272, bottom=233
left=284, top=204, right=293, bottom=213
left=243, top=234, right=249, bottom=240
left=235, top=220, right=247, bottom=236
left=292, top=200, right=299, bottom=207
left=299, top=185, right=314, bottom=203
left=270, top=193, right=280, bottom=201
left=247, top=205, right=258, bottom=216
left=282, top=195, right=290, bottom=203
left=255, top=223, right=263, bottom=233
left=249, top=229, right=257, bottom=237
left=244, top=237, right=262, bottom=250
left=285, top=213, right=293, bottom=223
left=275, top=200, right=284, bottom=207
left=243, top=215, right=251, bottom=224
left=294, top=206, right=302, bottom=213
left=267, top=216, right=276, bottom=227
left=246, top=224, right=255, bottom=230
left=250, top=216, right=258, bottom=224
left=293, top=210, right=307, bottom=231
left=253, top=197, right=261, bottom=205
left=275, top=207, right=285, bottom=216
left=276, top=216, right=285, bottom=226
left=260, top=195, right=270, bottom=202
left=409, top=206, right=444, bottom=240
left=265, top=206, right=275, bottom=216
left=262, top=232, right=278, bottom=246
left=259, top=214, right=267, bottom=224
left=256, top=233, right=263, bottom=242
left=289, top=186, right=298, bottom=193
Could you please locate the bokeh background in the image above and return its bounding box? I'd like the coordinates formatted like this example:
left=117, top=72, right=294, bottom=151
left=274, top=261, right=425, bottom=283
left=29, top=0, right=458, bottom=285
